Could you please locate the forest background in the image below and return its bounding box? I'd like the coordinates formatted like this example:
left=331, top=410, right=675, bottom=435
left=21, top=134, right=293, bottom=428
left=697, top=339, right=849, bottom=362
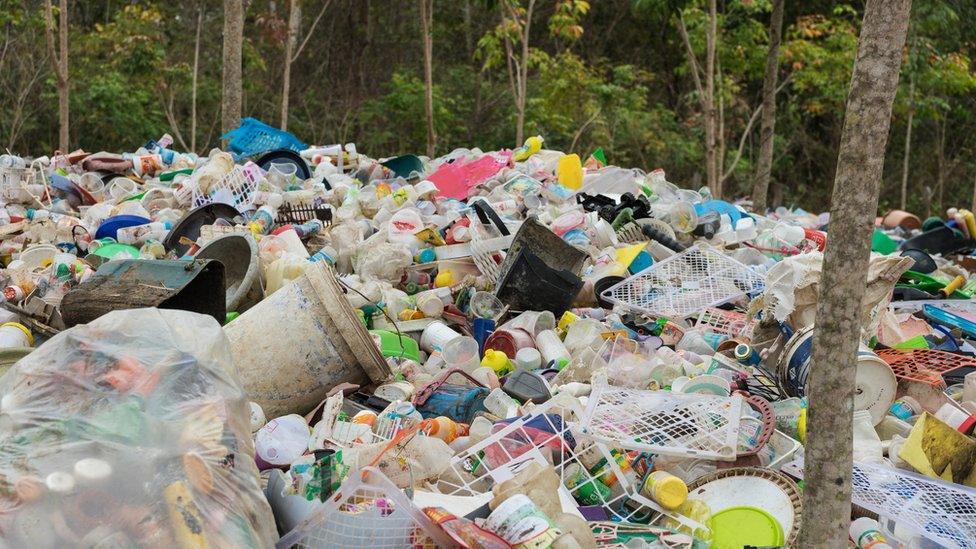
left=1, top=0, right=974, bottom=213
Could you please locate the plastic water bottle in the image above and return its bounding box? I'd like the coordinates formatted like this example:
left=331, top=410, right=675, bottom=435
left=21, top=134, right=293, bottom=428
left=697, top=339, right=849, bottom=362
left=291, top=219, right=324, bottom=239
left=248, top=205, right=277, bottom=235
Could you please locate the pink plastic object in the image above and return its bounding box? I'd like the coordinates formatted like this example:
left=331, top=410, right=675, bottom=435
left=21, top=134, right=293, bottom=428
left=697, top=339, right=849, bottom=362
left=429, top=152, right=512, bottom=200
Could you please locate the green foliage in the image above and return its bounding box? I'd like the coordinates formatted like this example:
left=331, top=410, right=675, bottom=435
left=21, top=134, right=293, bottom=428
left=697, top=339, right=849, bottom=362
left=3, top=0, right=976, bottom=213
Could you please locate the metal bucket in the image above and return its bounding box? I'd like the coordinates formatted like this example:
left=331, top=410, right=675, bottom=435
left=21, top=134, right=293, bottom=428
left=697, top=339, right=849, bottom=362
left=779, top=324, right=897, bottom=424
left=224, top=262, right=391, bottom=418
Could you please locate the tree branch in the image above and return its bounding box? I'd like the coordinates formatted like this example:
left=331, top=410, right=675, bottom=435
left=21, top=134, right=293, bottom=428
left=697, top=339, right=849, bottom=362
left=676, top=13, right=705, bottom=108
left=292, top=0, right=333, bottom=63
left=721, top=73, right=793, bottom=183
left=43, top=1, right=63, bottom=83
left=570, top=108, right=602, bottom=151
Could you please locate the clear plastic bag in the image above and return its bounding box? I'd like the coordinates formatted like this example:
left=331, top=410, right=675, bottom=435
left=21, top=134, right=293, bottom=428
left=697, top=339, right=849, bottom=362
left=0, top=308, right=277, bottom=548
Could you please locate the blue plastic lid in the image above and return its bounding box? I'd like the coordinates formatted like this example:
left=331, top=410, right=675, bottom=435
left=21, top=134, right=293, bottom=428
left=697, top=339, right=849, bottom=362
left=94, top=215, right=151, bottom=240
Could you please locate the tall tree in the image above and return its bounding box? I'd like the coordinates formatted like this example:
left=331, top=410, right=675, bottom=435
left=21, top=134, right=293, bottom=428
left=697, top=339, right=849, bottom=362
left=502, top=0, right=536, bottom=145
left=43, top=0, right=69, bottom=152
left=280, top=0, right=331, bottom=131
left=191, top=7, right=203, bottom=153
left=420, top=0, right=436, bottom=157
left=751, top=0, right=784, bottom=213
left=675, top=4, right=719, bottom=196
left=799, top=1, right=912, bottom=547
left=221, top=0, right=244, bottom=137
left=281, top=0, right=301, bottom=131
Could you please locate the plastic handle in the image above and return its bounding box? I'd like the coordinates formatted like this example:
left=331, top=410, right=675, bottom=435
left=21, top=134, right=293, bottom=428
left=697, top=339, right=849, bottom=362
left=411, top=367, right=487, bottom=406
left=720, top=393, right=776, bottom=468
left=470, top=199, right=510, bottom=236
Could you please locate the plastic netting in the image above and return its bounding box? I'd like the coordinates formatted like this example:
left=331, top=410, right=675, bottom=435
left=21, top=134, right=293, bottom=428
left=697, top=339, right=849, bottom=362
left=277, top=466, right=454, bottom=549
left=578, top=384, right=744, bottom=461
left=875, top=348, right=976, bottom=386
left=221, top=117, right=307, bottom=158
left=852, top=461, right=976, bottom=549
left=601, top=244, right=765, bottom=318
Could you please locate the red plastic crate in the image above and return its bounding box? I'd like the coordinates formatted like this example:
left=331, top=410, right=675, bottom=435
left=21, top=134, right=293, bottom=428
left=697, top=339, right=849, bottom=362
left=876, top=348, right=976, bottom=386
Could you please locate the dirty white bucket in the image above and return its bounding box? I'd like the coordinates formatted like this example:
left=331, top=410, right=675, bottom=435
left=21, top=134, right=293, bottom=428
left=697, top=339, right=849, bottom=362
left=224, top=262, right=391, bottom=418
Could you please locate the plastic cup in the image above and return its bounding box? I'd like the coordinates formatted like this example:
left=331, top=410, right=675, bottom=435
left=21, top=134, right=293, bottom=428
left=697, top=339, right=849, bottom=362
left=442, top=336, right=481, bottom=373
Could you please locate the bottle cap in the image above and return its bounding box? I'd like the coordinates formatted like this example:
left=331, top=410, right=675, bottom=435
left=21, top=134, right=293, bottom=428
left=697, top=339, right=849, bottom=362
left=74, top=458, right=112, bottom=482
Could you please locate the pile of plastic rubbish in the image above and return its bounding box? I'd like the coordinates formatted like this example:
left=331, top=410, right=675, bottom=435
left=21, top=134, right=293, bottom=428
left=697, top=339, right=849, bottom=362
left=1, top=117, right=976, bottom=548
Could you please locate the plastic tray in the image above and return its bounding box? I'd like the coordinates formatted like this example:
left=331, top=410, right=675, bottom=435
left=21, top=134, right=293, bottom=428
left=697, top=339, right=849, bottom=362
left=601, top=244, right=765, bottom=318
left=578, top=384, right=744, bottom=461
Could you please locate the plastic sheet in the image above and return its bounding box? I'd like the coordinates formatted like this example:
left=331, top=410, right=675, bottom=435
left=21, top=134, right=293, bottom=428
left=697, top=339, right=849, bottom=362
left=0, top=308, right=276, bottom=547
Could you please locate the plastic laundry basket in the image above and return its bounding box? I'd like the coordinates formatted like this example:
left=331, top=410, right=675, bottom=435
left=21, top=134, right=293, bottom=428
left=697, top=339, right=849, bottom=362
left=221, top=117, right=307, bottom=158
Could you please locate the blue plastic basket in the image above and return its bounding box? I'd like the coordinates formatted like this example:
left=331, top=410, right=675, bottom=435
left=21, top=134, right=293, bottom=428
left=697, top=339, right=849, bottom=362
left=220, top=117, right=307, bottom=157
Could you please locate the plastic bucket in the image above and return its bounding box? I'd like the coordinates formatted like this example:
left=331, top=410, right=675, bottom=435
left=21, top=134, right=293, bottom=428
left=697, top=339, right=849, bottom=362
left=224, top=262, right=391, bottom=418
left=193, top=233, right=263, bottom=313
left=779, top=325, right=897, bottom=425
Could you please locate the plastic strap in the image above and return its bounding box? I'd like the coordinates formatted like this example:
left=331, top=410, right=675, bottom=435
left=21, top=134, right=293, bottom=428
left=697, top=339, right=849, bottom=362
left=411, top=367, right=487, bottom=406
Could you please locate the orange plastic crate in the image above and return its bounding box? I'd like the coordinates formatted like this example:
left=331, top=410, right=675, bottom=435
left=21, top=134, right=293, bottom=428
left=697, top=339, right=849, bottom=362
left=876, top=348, right=976, bottom=386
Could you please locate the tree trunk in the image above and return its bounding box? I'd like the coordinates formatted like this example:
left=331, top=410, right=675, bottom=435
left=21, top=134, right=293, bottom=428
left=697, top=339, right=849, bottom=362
left=281, top=0, right=300, bottom=131
left=221, top=0, right=244, bottom=139
left=515, top=0, right=536, bottom=145
left=971, top=168, right=976, bottom=212
left=191, top=7, right=203, bottom=153
left=44, top=0, right=69, bottom=152
left=751, top=0, right=784, bottom=213
left=419, top=0, right=435, bottom=157
left=56, top=0, right=68, bottom=152
left=936, top=117, right=946, bottom=215
left=798, top=1, right=912, bottom=548
left=704, top=0, right=717, bottom=197
left=900, top=81, right=913, bottom=210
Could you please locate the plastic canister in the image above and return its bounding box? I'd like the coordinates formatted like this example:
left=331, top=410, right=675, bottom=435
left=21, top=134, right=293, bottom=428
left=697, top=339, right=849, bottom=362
left=442, top=336, right=481, bottom=373
left=515, top=347, right=542, bottom=371
left=420, top=321, right=463, bottom=352
left=485, top=494, right=561, bottom=549
left=935, top=403, right=976, bottom=434
left=416, top=289, right=445, bottom=318
left=374, top=380, right=416, bottom=402
left=888, top=396, right=922, bottom=421
left=0, top=322, right=32, bottom=348
left=640, top=470, right=688, bottom=510
left=484, top=387, right=519, bottom=418
left=535, top=329, right=571, bottom=368
left=849, top=517, right=893, bottom=549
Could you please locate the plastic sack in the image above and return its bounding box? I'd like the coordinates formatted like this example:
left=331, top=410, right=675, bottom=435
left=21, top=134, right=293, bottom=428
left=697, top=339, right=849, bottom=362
left=0, top=308, right=277, bottom=548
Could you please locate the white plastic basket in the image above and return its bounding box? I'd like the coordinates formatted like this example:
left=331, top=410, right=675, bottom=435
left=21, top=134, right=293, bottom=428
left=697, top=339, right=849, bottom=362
left=276, top=466, right=454, bottom=549
left=852, top=460, right=976, bottom=549
left=601, top=243, right=765, bottom=318
left=192, top=162, right=260, bottom=209
left=578, top=384, right=744, bottom=461
left=432, top=399, right=706, bottom=531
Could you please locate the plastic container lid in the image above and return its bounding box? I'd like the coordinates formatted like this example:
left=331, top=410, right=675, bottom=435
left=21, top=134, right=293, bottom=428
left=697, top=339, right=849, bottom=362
left=710, top=506, right=784, bottom=549
left=94, top=215, right=151, bottom=240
